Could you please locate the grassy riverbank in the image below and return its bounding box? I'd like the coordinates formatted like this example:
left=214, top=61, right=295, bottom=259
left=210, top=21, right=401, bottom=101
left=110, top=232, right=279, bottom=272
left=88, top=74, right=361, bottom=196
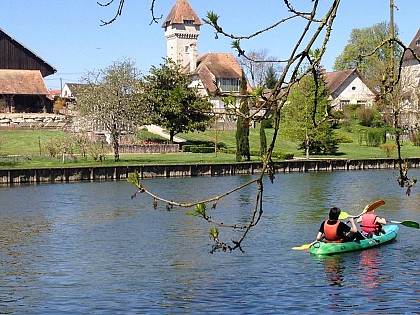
left=1, top=127, right=419, bottom=169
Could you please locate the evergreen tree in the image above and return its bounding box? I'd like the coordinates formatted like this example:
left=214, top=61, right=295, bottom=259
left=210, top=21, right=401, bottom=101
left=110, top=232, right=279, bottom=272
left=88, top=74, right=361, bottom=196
left=265, top=65, right=278, bottom=89
left=281, top=74, right=338, bottom=158
left=259, top=122, right=267, bottom=157
left=235, top=70, right=250, bottom=161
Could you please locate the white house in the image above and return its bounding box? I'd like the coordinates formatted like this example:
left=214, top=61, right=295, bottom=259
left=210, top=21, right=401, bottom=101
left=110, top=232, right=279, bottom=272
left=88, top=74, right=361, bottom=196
left=61, top=83, right=84, bottom=101
left=323, top=68, right=377, bottom=111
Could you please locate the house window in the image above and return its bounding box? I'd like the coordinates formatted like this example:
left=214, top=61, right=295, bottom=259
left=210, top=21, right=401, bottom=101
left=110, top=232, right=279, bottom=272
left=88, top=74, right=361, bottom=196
left=216, top=78, right=240, bottom=92
left=357, top=100, right=367, bottom=107
left=338, top=99, right=350, bottom=111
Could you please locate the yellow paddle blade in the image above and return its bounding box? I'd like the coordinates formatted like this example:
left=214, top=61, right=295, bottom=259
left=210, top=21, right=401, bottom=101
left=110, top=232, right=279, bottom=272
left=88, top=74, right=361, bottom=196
left=292, top=241, right=315, bottom=250
left=338, top=211, right=350, bottom=220
left=364, top=200, right=385, bottom=213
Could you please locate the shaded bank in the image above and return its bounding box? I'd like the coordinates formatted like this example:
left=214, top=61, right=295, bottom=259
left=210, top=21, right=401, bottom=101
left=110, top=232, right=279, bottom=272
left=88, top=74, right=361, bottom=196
left=0, top=157, right=419, bottom=185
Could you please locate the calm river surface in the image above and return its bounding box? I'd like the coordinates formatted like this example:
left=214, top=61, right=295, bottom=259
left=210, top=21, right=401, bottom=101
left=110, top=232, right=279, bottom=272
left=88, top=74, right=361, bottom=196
left=0, top=169, right=419, bottom=314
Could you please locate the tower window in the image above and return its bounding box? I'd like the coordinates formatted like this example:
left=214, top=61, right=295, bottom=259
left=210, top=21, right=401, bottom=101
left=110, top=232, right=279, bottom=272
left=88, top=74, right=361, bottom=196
left=185, top=46, right=190, bottom=53
left=184, top=20, right=193, bottom=25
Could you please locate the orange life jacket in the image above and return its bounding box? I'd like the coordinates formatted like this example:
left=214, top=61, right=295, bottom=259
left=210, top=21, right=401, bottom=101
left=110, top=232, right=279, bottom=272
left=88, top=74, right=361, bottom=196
left=361, top=213, right=379, bottom=233
left=324, top=220, right=345, bottom=243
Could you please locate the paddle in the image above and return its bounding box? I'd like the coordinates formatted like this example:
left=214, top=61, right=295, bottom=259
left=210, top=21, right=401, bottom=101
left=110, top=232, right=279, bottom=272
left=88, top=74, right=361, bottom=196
left=339, top=201, right=418, bottom=229
left=292, top=241, right=316, bottom=250
left=389, top=220, right=419, bottom=229
left=339, top=199, right=385, bottom=220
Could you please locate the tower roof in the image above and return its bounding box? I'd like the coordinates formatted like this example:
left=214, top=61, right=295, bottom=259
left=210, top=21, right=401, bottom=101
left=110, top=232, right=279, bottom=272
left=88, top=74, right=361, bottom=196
left=162, top=0, right=202, bottom=27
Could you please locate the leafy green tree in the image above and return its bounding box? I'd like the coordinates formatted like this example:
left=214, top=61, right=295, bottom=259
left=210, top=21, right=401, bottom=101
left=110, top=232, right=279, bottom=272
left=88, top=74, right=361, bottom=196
left=142, top=59, right=212, bottom=143
left=235, top=70, right=250, bottom=161
left=281, top=74, right=338, bottom=158
left=333, top=22, right=403, bottom=92
left=77, top=59, right=145, bottom=161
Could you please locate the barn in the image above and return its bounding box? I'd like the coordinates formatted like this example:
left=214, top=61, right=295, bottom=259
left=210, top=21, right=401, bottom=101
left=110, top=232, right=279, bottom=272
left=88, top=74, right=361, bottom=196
left=0, top=28, right=56, bottom=113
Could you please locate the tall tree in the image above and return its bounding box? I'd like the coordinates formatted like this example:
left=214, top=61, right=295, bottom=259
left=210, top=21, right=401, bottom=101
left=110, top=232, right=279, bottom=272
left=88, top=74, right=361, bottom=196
left=264, top=65, right=278, bottom=89
left=281, top=74, right=338, bottom=158
left=77, top=59, right=145, bottom=162
left=141, top=59, right=212, bottom=143
left=237, top=49, right=282, bottom=88
left=259, top=122, right=267, bottom=157
left=333, top=22, right=403, bottom=93
left=235, top=70, right=251, bottom=162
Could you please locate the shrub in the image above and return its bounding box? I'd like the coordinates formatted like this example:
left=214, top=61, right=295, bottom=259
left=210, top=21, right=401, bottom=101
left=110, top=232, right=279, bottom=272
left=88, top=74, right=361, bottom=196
left=260, top=119, right=273, bottom=129
left=359, top=128, right=386, bottom=147
left=190, top=146, right=214, bottom=153
left=409, top=131, right=420, bottom=146
left=380, top=143, right=397, bottom=157
left=272, top=152, right=294, bottom=160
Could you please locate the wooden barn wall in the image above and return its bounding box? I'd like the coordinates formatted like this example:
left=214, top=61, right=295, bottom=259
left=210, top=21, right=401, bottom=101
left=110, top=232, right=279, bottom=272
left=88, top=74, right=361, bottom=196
left=0, top=32, right=55, bottom=77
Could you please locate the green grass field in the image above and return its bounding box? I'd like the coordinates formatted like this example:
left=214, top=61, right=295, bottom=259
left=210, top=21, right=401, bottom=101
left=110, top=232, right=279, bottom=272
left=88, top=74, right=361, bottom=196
left=0, top=125, right=419, bottom=169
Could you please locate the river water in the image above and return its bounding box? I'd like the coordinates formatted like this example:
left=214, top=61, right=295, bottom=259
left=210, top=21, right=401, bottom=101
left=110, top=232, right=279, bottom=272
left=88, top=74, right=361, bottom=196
left=0, top=169, right=419, bottom=314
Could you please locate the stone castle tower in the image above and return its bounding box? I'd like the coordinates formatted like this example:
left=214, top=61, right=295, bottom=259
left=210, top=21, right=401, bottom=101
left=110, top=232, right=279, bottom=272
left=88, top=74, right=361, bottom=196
left=162, top=0, right=202, bottom=70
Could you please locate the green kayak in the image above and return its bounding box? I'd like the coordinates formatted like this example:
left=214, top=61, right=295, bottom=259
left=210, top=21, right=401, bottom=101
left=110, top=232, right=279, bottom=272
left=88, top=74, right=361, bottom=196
left=309, top=224, right=399, bottom=255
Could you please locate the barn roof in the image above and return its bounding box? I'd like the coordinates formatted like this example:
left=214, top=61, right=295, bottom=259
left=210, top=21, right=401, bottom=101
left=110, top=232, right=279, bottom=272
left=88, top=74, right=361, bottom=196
left=0, top=28, right=57, bottom=77
left=0, top=69, right=49, bottom=95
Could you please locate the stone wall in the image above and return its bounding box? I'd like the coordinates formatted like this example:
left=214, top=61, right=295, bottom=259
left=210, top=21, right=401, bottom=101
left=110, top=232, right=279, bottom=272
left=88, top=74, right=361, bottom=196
left=0, top=113, right=67, bottom=129
left=0, top=158, right=419, bottom=184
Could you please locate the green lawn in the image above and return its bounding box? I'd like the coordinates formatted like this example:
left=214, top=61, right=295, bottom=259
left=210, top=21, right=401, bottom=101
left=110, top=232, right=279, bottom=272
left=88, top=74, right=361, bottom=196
left=0, top=126, right=419, bottom=169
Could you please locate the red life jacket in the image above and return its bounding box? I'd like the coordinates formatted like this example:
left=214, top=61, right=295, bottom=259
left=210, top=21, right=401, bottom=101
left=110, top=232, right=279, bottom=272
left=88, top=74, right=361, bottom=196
left=361, top=213, right=379, bottom=233
left=323, top=220, right=345, bottom=243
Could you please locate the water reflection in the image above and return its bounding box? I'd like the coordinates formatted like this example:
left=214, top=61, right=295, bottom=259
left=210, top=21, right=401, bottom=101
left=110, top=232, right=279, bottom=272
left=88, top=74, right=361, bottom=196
left=318, top=255, right=346, bottom=287
left=358, top=248, right=381, bottom=289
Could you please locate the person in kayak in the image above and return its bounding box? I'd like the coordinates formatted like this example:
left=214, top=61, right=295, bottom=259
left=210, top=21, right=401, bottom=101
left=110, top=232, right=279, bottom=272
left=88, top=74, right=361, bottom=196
left=356, top=205, right=387, bottom=237
left=316, top=207, right=364, bottom=243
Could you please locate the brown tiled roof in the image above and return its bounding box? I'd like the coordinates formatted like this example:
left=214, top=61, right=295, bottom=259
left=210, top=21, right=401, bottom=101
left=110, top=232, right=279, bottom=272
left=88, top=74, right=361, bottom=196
left=65, top=83, right=84, bottom=98
left=186, top=53, right=245, bottom=93
left=47, top=89, right=61, bottom=100
left=162, top=0, right=202, bottom=27
left=0, top=69, right=49, bottom=95
left=324, top=69, right=356, bottom=94
left=402, top=28, right=420, bottom=63
left=323, top=68, right=377, bottom=96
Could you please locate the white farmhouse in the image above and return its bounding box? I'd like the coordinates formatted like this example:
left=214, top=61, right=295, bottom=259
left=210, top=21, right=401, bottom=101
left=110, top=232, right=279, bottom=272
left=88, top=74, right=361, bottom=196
left=323, top=68, right=377, bottom=111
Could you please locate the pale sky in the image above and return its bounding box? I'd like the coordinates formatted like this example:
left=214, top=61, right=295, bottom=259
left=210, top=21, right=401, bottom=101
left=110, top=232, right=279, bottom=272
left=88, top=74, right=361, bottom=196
left=1, top=0, right=418, bottom=90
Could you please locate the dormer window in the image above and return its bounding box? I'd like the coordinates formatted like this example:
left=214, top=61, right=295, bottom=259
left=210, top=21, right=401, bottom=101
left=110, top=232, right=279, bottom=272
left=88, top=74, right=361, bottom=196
left=184, top=20, right=193, bottom=25
left=216, top=78, right=240, bottom=92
